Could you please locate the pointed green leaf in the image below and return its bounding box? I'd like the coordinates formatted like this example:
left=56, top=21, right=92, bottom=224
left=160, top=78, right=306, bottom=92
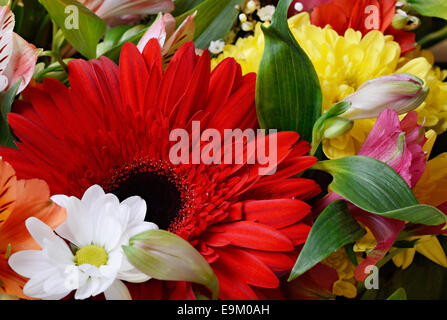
left=123, top=229, right=219, bottom=299
left=0, top=81, right=21, bottom=148
left=407, top=0, right=447, bottom=20
left=39, top=0, right=106, bottom=59
left=256, top=0, right=322, bottom=142
left=313, top=156, right=447, bottom=226
left=387, top=288, right=407, bottom=300
left=289, top=200, right=365, bottom=280
left=175, top=0, right=245, bottom=49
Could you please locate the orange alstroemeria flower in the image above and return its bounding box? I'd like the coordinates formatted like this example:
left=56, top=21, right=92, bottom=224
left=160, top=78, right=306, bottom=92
left=0, top=160, right=65, bottom=299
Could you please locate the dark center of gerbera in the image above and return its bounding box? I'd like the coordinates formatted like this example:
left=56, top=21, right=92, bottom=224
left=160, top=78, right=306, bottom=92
left=103, top=159, right=192, bottom=231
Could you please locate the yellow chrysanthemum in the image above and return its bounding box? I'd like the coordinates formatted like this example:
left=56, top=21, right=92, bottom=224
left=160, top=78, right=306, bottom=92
left=212, top=13, right=447, bottom=159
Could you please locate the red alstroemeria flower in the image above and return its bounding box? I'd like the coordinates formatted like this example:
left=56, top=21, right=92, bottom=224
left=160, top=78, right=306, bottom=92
left=0, top=40, right=320, bottom=300
left=302, top=0, right=416, bottom=54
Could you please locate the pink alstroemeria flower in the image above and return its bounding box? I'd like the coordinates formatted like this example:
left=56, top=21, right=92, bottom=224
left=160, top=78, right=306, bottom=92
left=79, top=0, right=174, bottom=26
left=0, top=6, right=38, bottom=94
left=315, top=109, right=427, bottom=281
left=137, top=13, right=195, bottom=64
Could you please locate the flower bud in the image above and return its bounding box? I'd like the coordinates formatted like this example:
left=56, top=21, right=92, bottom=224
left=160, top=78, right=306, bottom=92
left=391, top=10, right=410, bottom=30
left=341, top=73, right=429, bottom=121
left=123, top=229, right=219, bottom=299
left=392, top=10, right=420, bottom=31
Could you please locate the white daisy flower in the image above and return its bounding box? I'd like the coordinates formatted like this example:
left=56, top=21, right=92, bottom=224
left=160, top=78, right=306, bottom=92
left=8, top=185, right=158, bottom=300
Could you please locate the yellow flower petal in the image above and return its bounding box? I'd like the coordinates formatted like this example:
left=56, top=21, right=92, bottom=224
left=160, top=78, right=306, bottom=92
left=333, top=280, right=357, bottom=299
left=415, top=236, right=447, bottom=268
left=413, top=153, right=447, bottom=207
left=391, top=248, right=416, bottom=270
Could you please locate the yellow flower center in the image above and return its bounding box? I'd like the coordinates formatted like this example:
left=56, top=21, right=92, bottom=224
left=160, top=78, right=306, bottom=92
left=74, top=245, right=108, bottom=267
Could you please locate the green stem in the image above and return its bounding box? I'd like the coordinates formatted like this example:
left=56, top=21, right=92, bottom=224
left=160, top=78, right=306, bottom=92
left=39, top=51, right=68, bottom=74
left=418, top=25, right=447, bottom=48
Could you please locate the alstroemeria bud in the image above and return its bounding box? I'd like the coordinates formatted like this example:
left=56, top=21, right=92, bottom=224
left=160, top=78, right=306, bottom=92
left=391, top=11, right=410, bottom=30
left=340, top=73, right=429, bottom=121
left=123, top=229, right=219, bottom=299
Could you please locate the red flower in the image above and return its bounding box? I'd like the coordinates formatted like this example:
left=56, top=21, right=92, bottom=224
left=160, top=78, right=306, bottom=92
left=306, top=0, right=416, bottom=54
left=0, top=40, right=320, bottom=299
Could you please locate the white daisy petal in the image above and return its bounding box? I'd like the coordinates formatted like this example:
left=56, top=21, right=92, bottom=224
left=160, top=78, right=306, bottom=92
left=43, top=271, right=72, bottom=296
left=62, top=197, right=93, bottom=246
left=23, top=267, right=61, bottom=299
left=25, top=217, right=60, bottom=249
left=94, top=275, right=116, bottom=296
left=118, top=268, right=151, bottom=283
left=122, top=196, right=147, bottom=223
left=104, top=280, right=132, bottom=300
left=8, top=250, right=52, bottom=278
left=94, top=206, right=122, bottom=250
left=43, top=237, right=75, bottom=266
left=75, top=277, right=100, bottom=300
left=50, top=194, right=70, bottom=209
left=55, top=222, right=79, bottom=248
left=124, top=221, right=159, bottom=242
left=81, top=184, right=106, bottom=206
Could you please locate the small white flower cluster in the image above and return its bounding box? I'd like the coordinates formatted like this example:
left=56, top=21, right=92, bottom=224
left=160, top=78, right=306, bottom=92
left=239, top=0, right=277, bottom=32
left=208, top=1, right=279, bottom=55
left=209, top=40, right=226, bottom=55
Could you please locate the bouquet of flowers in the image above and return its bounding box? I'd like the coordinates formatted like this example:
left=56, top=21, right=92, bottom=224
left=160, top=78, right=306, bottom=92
left=0, top=0, right=447, bottom=301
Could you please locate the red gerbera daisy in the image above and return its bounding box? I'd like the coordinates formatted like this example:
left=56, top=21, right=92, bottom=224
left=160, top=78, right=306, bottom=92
left=0, top=40, right=320, bottom=300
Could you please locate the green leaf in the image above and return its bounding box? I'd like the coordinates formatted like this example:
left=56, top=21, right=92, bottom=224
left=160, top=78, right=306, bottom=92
left=39, top=0, right=106, bottom=59
left=123, top=229, right=219, bottom=299
left=0, top=81, right=21, bottom=148
left=386, top=288, right=407, bottom=300
left=288, top=200, right=366, bottom=280
left=313, top=156, right=447, bottom=226
left=255, top=0, right=322, bottom=142
left=172, top=0, right=206, bottom=16
left=407, top=0, right=447, bottom=20
left=344, top=243, right=359, bottom=266
left=175, top=0, right=245, bottom=49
